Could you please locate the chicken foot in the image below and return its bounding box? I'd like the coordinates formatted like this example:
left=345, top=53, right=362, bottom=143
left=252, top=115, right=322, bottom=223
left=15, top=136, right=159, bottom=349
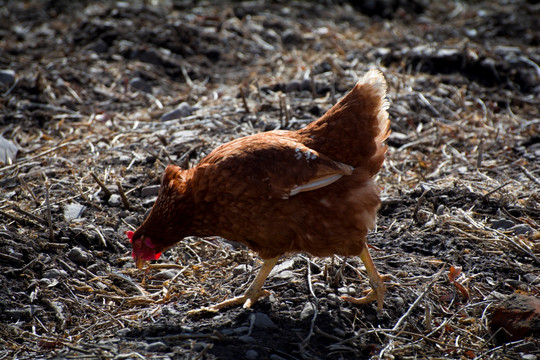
left=188, top=256, right=279, bottom=315
left=341, top=245, right=390, bottom=313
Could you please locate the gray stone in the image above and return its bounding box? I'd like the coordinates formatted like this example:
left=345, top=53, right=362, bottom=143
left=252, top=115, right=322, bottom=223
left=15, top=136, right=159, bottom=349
left=270, top=259, right=295, bottom=277
left=64, top=202, right=86, bottom=221
left=141, top=185, right=160, bottom=197
left=250, top=312, right=277, bottom=329
left=511, top=224, right=533, bottom=235
left=42, top=269, right=68, bottom=279
left=337, top=286, right=356, bottom=296
left=129, top=77, right=152, bottom=93
left=245, top=350, right=258, bottom=360
left=300, top=302, right=315, bottom=321
left=145, top=341, right=167, bottom=352
left=68, top=247, right=90, bottom=264
left=491, top=219, right=514, bottom=229
left=108, top=194, right=121, bottom=207
left=239, top=335, right=256, bottom=343
left=0, top=69, right=15, bottom=86
left=233, top=264, right=252, bottom=275
left=161, top=102, right=192, bottom=121
left=232, top=326, right=250, bottom=334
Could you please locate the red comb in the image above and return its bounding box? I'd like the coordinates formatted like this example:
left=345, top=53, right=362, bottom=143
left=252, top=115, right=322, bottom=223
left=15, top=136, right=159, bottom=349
left=126, top=231, right=134, bottom=242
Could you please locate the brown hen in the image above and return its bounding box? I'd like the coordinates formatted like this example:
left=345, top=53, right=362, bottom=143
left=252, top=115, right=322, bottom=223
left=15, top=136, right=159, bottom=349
left=129, top=69, right=391, bottom=312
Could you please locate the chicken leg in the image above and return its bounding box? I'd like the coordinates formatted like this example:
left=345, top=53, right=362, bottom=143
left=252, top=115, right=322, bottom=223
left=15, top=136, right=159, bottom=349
left=188, top=256, right=279, bottom=315
left=341, top=244, right=390, bottom=313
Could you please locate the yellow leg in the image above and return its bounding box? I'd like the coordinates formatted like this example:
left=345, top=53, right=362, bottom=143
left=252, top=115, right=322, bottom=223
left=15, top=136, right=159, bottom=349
left=341, top=245, right=390, bottom=313
left=188, top=256, right=279, bottom=315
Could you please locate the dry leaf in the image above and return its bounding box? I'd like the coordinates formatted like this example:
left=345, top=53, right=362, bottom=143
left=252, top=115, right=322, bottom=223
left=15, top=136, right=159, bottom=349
left=454, top=281, right=470, bottom=300
left=448, top=265, right=462, bottom=283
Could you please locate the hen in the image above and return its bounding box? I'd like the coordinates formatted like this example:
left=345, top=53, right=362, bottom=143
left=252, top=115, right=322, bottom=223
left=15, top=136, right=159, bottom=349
left=128, top=69, right=391, bottom=312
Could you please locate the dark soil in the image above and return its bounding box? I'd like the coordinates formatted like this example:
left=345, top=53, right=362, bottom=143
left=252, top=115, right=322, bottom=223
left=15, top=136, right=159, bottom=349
left=1, top=1, right=539, bottom=359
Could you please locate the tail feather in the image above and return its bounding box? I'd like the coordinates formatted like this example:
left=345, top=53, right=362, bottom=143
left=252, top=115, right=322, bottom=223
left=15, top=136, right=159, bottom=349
left=294, top=69, right=390, bottom=175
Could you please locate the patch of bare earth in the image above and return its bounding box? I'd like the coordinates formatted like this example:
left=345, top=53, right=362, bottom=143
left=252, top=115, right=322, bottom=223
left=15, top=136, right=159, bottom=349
left=0, top=0, right=539, bottom=359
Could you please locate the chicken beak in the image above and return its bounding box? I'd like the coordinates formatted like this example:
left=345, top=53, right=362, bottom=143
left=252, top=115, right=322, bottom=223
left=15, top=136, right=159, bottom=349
left=135, top=257, right=146, bottom=270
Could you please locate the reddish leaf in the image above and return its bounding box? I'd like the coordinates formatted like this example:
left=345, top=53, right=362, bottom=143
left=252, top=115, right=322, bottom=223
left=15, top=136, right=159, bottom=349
left=454, top=281, right=470, bottom=300
left=449, top=265, right=461, bottom=283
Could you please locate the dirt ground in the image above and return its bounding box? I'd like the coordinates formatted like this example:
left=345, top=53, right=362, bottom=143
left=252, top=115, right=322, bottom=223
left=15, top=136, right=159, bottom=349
left=1, top=0, right=539, bottom=359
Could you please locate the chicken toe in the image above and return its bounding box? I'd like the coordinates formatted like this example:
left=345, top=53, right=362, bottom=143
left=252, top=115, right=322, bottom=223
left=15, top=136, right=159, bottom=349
left=188, top=256, right=279, bottom=315
left=341, top=245, right=390, bottom=313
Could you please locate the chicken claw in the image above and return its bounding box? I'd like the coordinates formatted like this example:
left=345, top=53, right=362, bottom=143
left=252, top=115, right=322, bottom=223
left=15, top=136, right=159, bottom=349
left=340, top=245, right=390, bottom=313
left=187, top=256, right=279, bottom=316
left=341, top=274, right=391, bottom=313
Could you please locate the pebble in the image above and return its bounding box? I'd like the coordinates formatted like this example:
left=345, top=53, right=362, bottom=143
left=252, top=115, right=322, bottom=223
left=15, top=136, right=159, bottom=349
left=129, top=77, right=152, bottom=93
left=154, top=269, right=178, bottom=280
left=270, top=355, right=287, bottom=360
left=491, top=219, right=514, bottom=229
left=108, top=194, right=121, bottom=207
left=245, top=350, right=258, bottom=360
left=143, top=197, right=157, bottom=208
left=145, top=341, right=167, bottom=352
left=436, top=204, right=445, bottom=216
left=281, top=29, right=302, bottom=44
left=333, top=327, right=346, bottom=337
left=273, top=270, right=294, bottom=281
left=141, top=185, right=160, bottom=197
left=393, top=296, right=405, bottom=308
left=270, top=259, right=295, bottom=277
left=0, top=69, right=15, bottom=86
left=124, top=215, right=139, bottom=225
left=326, top=293, right=339, bottom=304
left=116, top=328, right=131, bottom=337
left=300, top=302, right=315, bottom=321
left=337, top=286, right=356, bottom=296
left=42, top=269, right=68, bottom=279
left=161, top=102, right=192, bottom=121
left=232, top=326, right=250, bottom=334
left=63, top=202, right=86, bottom=221
left=232, top=264, right=252, bottom=275
left=239, top=335, right=256, bottom=343
left=250, top=312, right=277, bottom=329
left=68, top=247, right=90, bottom=264
left=284, top=80, right=302, bottom=92
left=511, top=224, right=533, bottom=235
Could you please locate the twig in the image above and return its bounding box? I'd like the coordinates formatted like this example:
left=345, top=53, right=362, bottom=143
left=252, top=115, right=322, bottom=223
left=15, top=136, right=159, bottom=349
left=116, top=181, right=131, bottom=210
left=0, top=138, right=85, bottom=173
left=476, top=140, right=483, bottom=168
left=44, top=182, right=55, bottom=242
left=90, top=172, right=112, bottom=201
left=379, top=265, right=445, bottom=358
left=487, top=226, right=540, bottom=265
left=519, top=165, right=540, bottom=187
left=11, top=206, right=48, bottom=226
left=482, top=181, right=511, bottom=200
left=180, top=63, right=193, bottom=87
left=300, top=257, right=319, bottom=350
left=239, top=86, right=250, bottom=113
left=413, top=189, right=429, bottom=224
left=18, top=175, right=39, bottom=204
left=0, top=209, right=40, bottom=227
left=279, top=94, right=289, bottom=128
